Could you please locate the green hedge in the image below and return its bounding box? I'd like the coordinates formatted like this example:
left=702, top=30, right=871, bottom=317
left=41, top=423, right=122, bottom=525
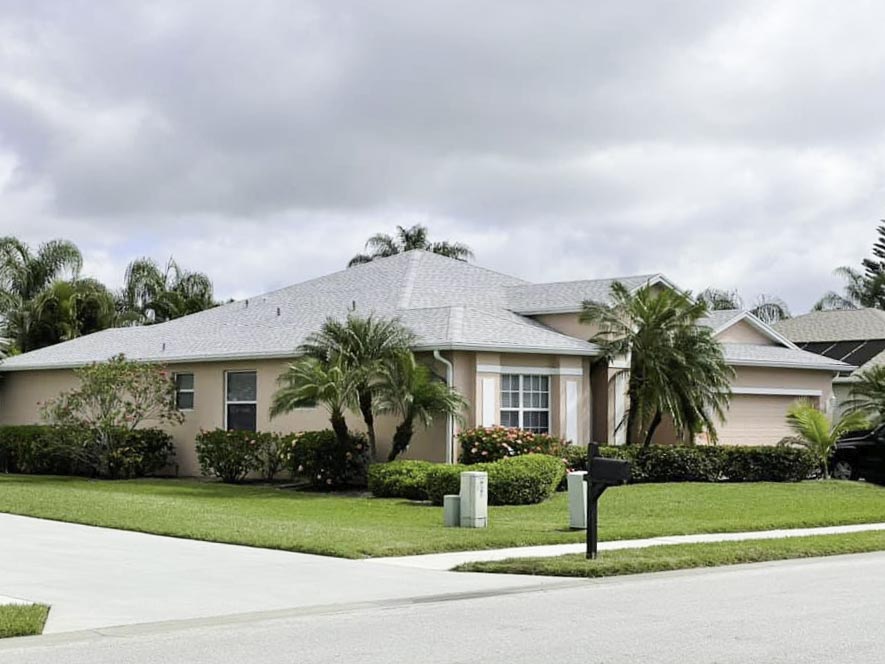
left=0, top=424, right=174, bottom=479
left=459, top=426, right=568, bottom=464
left=425, top=454, right=565, bottom=505
left=288, top=430, right=369, bottom=489
left=367, top=460, right=434, bottom=500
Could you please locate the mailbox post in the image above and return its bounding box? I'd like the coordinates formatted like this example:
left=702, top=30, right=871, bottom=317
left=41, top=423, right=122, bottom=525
left=584, top=443, right=631, bottom=559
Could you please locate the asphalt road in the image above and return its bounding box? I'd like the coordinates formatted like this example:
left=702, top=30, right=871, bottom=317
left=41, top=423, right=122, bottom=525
left=4, top=552, right=884, bottom=664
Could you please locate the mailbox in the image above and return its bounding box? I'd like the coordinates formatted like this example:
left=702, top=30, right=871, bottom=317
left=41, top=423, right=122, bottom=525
left=589, top=457, right=631, bottom=485
left=584, top=444, right=631, bottom=559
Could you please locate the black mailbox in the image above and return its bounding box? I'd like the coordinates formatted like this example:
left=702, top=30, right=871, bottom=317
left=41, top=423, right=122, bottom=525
left=584, top=444, right=631, bottom=559
left=589, top=457, right=631, bottom=485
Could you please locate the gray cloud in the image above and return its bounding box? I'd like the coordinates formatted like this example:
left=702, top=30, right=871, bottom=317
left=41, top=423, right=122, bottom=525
left=0, top=0, right=883, bottom=311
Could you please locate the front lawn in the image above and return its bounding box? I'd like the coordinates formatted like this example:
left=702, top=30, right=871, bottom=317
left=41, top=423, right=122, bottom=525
left=455, top=530, right=885, bottom=578
left=1, top=476, right=884, bottom=558
left=0, top=604, right=49, bottom=639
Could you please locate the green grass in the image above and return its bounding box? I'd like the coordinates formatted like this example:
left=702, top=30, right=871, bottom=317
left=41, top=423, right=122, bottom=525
left=1, top=475, right=885, bottom=558
left=455, top=530, right=885, bottom=577
left=0, top=604, right=49, bottom=639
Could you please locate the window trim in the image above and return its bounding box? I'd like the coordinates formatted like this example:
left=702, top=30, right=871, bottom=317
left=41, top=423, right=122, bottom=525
left=500, top=374, right=551, bottom=433
left=224, top=370, right=258, bottom=431
left=173, top=372, right=195, bottom=412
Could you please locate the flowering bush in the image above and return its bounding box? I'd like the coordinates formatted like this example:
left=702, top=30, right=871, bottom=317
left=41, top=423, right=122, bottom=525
left=254, top=432, right=293, bottom=481
left=287, top=429, right=369, bottom=489
left=458, top=426, right=567, bottom=464
left=195, top=429, right=262, bottom=483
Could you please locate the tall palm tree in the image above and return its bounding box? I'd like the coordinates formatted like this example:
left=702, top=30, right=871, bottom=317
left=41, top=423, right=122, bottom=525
left=814, top=266, right=885, bottom=312
left=118, top=257, right=216, bottom=325
left=299, top=315, right=416, bottom=460
left=784, top=400, right=869, bottom=478
left=843, top=366, right=885, bottom=423
left=347, top=224, right=474, bottom=267
left=23, top=279, right=118, bottom=351
left=698, top=287, right=791, bottom=324
left=269, top=356, right=358, bottom=446
left=374, top=353, right=467, bottom=461
left=697, top=288, right=742, bottom=310
left=581, top=283, right=733, bottom=446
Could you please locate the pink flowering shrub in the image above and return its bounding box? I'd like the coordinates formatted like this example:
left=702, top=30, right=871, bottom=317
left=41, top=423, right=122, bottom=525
left=195, top=429, right=265, bottom=483
left=458, top=426, right=567, bottom=465
left=286, top=429, right=369, bottom=489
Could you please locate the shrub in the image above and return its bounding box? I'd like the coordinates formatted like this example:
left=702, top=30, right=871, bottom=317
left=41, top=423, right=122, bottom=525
left=721, top=446, right=816, bottom=482
left=99, top=428, right=174, bottom=479
left=287, top=430, right=369, bottom=489
left=195, top=429, right=260, bottom=483
left=425, top=454, right=565, bottom=506
left=459, top=426, right=566, bottom=464
left=254, top=432, right=292, bottom=481
left=561, top=444, right=589, bottom=472
left=367, top=460, right=434, bottom=500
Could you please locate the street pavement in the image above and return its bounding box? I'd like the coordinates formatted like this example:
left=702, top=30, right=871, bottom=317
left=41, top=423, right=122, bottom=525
left=3, top=551, right=883, bottom=663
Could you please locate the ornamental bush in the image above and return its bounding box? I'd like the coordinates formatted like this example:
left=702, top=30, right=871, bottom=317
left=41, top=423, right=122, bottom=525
left=367, top=460, right=434, bottom=500
left=195, top=429, right=261, bottom=483
left=287, top=429, right=369, bottom=489
left=99, top=428, right=174, bottom=479
left=458, top=426, right=567, bottom=464
left=720, top=446, right=816, bottom=482
left=425, top=454, right=565, bottom=506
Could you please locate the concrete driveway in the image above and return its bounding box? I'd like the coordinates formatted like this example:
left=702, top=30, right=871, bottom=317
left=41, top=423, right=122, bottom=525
left=0, top=514, right=565, bottom=633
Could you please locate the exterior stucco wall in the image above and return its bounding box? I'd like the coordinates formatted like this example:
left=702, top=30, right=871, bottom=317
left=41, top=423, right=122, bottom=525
left=715, top=320, right=778, bottom=345
left=533, top=313, right=595, bottom=341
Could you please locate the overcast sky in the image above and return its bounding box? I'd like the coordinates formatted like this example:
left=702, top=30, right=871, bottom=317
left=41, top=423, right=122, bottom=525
left=1, top=1, right=884, bottom=313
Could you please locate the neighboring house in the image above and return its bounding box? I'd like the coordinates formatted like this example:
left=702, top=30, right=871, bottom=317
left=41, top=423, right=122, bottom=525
left=774, top=308, right=885, bottom=414
left=0, top=250, right=850, bottom=474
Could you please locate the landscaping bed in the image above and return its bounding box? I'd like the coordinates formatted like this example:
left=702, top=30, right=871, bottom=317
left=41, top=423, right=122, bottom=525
left=455, top=530, right=885, bottom=578
left=1, top=476, right=885, bottom=558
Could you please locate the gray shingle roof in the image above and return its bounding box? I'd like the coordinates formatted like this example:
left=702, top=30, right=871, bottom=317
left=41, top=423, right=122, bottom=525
left=505, top=274, right=661, bottom=314
left=698, top=309, right=745, bottom=331
left=773, top=308, right=885, bottom=342
left=721, top=343, right=853, bottom=371
left=0, top=251, right=597, bottom=371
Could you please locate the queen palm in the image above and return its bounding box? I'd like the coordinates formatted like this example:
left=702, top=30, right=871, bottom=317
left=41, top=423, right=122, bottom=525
left=843, top=366, right=885, bottom=423
left=299, top=315, right=415, bottom=460
left=581, top=283, right=733, bottom=446
left=118, top=257, right=215, bottom=325
left=348, top=224, right=474, bottom=267
left=374, top=352, right=467, bottom=461
left=784, top=400, right=869, bottom=478
left=270, top=356, right=357, bottom=447
left=24, top=279, right=118, bottom=351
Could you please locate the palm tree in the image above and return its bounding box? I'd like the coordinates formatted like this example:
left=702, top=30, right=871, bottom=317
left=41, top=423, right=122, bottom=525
left=118, top=257, right=216, bottom=324
left=374, top=352, right=467, bottom=461
left=698, top=287, right=790, bottom=324
left=299, top=315, right=415, bottom=460
left=697, top=288, right=742, bottom=310
left=347, top=224, right=474, bottom=267
left=813, top=267, right=885, bottom=311
left=581, top=283, right=733, bottom=446
left=784, top=400, right=869, bottom=478
left=843, top=366, right=885, bottom=423
left=270, top=356, right=358, bottom=446
left=22, top=279, right=118, bottom=351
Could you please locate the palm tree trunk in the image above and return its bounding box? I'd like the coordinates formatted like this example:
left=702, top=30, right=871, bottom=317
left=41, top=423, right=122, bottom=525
left=642, top=410, right=662, bottom=448
left=358, top=388, right=377, bottom=462
left=625, top=371, right=641, bottom=445
left=388, top=417, right=415, bottom=462
left=329, top=409, right=350, bottom=448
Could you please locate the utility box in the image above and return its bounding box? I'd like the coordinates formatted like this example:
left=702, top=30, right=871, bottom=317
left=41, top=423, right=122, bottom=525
left=459, top=471, right=488, bottom=528
left=567, top=471, right=588, bottom=529
left=443, top=495, right=461, bottom=527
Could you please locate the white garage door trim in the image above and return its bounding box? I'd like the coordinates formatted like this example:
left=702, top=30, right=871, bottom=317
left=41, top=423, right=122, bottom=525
left=731, top=387, right=822, bottom=397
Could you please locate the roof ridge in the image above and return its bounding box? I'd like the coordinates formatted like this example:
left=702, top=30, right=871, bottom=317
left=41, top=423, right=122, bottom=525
left=397, top=251, right=422, bottom=309
left=511, top=273, right=660, bottom=289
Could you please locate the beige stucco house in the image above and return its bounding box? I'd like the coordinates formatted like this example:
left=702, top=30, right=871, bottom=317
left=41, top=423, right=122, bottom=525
left=0, top=250, right=850, bottom=475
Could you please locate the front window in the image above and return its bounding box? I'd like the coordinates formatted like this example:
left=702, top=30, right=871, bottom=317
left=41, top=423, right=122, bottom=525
left=500, top=374, right=550, bottom=433
left=174, top=373, right=195, bottom=410
left=226, top=371, right=257, bottom=431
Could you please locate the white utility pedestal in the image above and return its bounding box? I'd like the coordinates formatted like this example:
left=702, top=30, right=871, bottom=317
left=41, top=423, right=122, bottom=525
left=443, top=495, right=461, bottom=527
left=459, top=471, right=488, bottom=528
left=567, top=470, right=588, bottom=529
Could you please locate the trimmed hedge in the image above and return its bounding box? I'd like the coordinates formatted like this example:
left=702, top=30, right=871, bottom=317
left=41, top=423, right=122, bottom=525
left=720, top=446, right=817, bottom=482
left=425, top=454, right=565, bottom=506
left=288, top=430, right=369, bottom=489
left=196, top=429, right=267, bottom=483
left=367, top=460, right=434, bottom=500
left=459, top=426, right=567, bottom=464
left=0, top=424, right=173, bottom=479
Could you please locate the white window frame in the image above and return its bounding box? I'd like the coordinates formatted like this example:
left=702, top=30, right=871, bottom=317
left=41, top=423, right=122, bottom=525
left=224, top=370, right=258, bottom=431
left=173, top=372, right=195, bottom=411
left=500, top=374, right=550, bottom=433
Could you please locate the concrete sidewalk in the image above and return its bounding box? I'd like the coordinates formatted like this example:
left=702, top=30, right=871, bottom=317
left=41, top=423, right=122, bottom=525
left=366, top=522, right=885, bottom=570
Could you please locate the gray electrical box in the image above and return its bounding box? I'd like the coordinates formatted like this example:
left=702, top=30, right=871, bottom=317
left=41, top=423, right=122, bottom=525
left=459, top=471, right=488, bottom=528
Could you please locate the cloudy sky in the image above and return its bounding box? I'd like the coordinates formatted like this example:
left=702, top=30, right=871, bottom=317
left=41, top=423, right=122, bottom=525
left=1, top=1, right=883, bottom=312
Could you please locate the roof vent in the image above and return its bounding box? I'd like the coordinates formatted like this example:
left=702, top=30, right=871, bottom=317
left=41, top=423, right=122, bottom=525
left=162, top=342, right=166, bottom=352
left=244, top=299, right=249, bottom=308
left=352, top=300, right=357, bottom=311
left=276, top=307, right=281, bottom=317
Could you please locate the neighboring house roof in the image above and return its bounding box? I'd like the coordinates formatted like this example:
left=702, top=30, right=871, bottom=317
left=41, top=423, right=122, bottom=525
left=506, top=273, right=675, bottom=315
left=720, top=343, right=853, bottom=371
left=0, top=251, right=599, bottom=371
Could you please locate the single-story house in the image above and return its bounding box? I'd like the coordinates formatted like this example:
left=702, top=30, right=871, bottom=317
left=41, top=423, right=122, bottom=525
left=0, top=250, right=850, bottom=474
left=774, top=308, right=885, bottom=414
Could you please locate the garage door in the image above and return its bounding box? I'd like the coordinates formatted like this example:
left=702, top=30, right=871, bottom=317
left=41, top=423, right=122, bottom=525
left=717, top=395, right=815, bottom=446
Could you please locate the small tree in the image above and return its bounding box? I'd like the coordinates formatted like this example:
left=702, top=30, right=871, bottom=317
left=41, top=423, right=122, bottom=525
left=41, top=354, right=184, bottom=476
left=783, top=400, right=868, bottom=478
left=374, top=352, right=467, bottom=461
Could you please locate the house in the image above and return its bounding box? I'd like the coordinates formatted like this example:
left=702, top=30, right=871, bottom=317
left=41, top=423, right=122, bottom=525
left=774, top=308, right=885, bottom=414
left=0, top=250, right=850, bottom=474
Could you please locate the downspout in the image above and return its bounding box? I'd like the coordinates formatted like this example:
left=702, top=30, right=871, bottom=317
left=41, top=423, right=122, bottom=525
left=433, top=350, right=455, bottom=464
